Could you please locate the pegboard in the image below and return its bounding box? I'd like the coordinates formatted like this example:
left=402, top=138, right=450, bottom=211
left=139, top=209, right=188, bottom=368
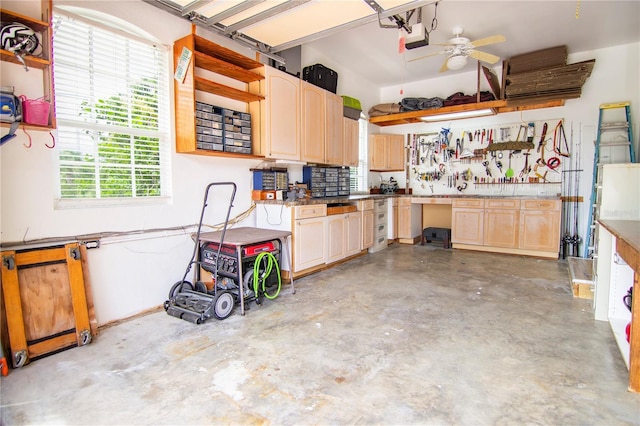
left=409, top=118, right=571, bottom=197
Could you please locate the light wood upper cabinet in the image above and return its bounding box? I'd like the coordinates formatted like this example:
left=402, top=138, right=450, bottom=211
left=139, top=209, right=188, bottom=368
left=370, top=134, right=405, bottom=171
left=250, top=66, right=300, bottom=160
left=519, top=199, right=561, bottom=252
left=325, top=92, right=344, bottom=166
left=301, top=81, right=326, bottom=163
left=343, top=118, right=359, bottom=167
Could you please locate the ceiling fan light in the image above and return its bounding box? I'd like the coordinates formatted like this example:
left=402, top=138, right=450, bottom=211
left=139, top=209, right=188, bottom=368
left=447, top=55, right=467, bottom=70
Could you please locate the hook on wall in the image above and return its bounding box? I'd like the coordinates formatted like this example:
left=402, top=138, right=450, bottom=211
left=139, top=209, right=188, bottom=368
left=45, top=132, right=56, bottom=149
left=21, top=124, right=32, bottom=148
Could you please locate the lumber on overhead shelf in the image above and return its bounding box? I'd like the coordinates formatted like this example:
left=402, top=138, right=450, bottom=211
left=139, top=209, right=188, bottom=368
left=507, top=45, right=568, bottom=74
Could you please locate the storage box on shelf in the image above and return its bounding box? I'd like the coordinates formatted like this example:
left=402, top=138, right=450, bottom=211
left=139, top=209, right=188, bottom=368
left=1, top=1, right=56, bottom=130
left=173, top=31, right=264, bottom=158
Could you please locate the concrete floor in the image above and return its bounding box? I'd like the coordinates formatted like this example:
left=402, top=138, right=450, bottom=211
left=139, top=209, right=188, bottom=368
left=1, top=244, right=639, bottom=425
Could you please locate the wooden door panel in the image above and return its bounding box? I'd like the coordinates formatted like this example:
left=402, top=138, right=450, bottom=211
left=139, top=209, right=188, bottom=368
left=1, top=243, right=93, bottom=368
left=18, top=264, right=74, bottom=341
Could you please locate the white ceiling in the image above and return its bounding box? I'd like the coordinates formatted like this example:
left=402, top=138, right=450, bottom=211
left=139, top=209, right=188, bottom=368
left=304, top=0, right=640, bottom=86
left=150, top=0, right=640, bottom=88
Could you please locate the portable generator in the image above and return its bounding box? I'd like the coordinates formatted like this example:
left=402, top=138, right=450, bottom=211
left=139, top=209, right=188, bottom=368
left=201, top=239, right=282, bottom=296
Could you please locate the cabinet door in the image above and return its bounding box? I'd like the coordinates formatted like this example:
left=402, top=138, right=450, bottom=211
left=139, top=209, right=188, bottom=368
left=345, top=213, right=362, bottom=257
left=325, top=92, right=344, bottom=166
left=265, top=68, right=300, bottom=160
left=452, top=208, right=484, bottom=245
left=397, top=204, right=412, bottom=239
left=369, top=134, right=387, bottom=170
left=294, top=217, right=326, bottom=272
left=519, top=209, right=561, bottom=252
left=362, top=210, right=374, bottom=249
left=387, top=134, right=405, bottom=171
left=326, top=215, right=346, bottom=263
left=484, top=209, right=519, bottom=248
left=390, top=203, right=399, bottom=240
left=301, top=81, right=325, bottom=163
left=343, top=118, right=359, bottom=167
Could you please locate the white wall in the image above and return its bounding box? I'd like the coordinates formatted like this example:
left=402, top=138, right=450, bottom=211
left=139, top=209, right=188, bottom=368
left=374, top=41, right=640, bottom=256
left=1, top=0, right=638, bottom=324
left=0, top=1, right=264, bottom=324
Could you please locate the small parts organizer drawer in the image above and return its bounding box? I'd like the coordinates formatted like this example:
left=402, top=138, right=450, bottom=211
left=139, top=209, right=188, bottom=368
left=294, top=204, right=327, bottom=219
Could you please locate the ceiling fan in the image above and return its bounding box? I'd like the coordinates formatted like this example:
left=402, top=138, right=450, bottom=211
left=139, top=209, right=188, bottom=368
left=409, top=26, right=506, bottom=72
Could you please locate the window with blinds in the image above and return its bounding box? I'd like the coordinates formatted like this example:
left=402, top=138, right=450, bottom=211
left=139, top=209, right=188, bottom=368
left=349, top=115, right=369, bottom=193
left=53, top=11, right=170, bottom=202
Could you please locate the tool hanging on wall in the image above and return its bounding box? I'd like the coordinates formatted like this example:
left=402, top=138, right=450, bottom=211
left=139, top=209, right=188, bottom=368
left=553, top=120, right=571, bottom=157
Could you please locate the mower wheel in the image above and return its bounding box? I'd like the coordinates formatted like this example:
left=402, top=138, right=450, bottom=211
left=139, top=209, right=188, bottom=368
left=194, top=281, right=207, bottom=293
left=169, top=280, right=193, bottom=299
left=212, top=291, right=235, bottom=320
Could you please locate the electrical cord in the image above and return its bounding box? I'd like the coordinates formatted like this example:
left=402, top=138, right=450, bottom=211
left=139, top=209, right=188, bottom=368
left=253, top=251, right=281, bottom=300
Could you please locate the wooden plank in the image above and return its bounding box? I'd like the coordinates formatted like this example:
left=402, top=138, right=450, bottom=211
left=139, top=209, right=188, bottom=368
left=18, top=263, right=74, bottom=342
left=508, top=45, right=567, bottom=74
left=14, top=246, right=66, bottom=267
left=568, top=257, right=594, bottom=284
left=194, top=77, right=265, bottom=103
left=482, top=66, right=501, bottom=99
left=65, top=243, right=91, bottom=346
left=0, top=251, right=28, bottom=367
left=174, top=34, right=197, bottom=154
left=498, top=99, right=565, bottom=113
left=630, top=272, right=640, bottom=392
left=369, top=100, right=507, bottom=125
left=194, top=34, right=263, bottom=71
left=28, top=332, right=76, bottom=360
left=79, top=245, right=98, bottom=337
left=194, top=51, right=264, bottom=83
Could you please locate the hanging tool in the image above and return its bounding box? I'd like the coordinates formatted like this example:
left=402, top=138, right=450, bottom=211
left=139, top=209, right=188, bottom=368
left=519, top=152, right=531, bottom=179
left=515, top=124, right=527, bottom=142
left=536, top=122, right=548, bottom=155
left=505, top=152, right=514, bottom=178
left=483, top=160, right=492, bottom=177
left=552, top=120, right=571, bottom=157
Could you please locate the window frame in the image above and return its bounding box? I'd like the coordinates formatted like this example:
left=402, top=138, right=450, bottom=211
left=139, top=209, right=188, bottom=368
left=52, top=8, right=171, bottom=209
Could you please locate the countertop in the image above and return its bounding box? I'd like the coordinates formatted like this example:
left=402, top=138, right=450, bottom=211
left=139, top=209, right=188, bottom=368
left=255, top=193, right=561, bottom=206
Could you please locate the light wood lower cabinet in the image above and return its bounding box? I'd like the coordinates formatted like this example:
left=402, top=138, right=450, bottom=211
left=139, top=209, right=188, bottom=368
left=451, top=199, right=485, bottom=245
left=326, top=212, right=362, bottom=263
left=450, top=197, right=560, bottom=258
left=519, top=199, right=561, bottom=252
left=294, top=216, right=326, bottom=271
left=484, top=199, right=520, bottom=248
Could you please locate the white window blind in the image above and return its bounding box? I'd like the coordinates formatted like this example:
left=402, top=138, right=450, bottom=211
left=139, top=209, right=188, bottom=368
left=350, top=115, right=369, bottom=193
left=53, top=12, right=170, bottom=201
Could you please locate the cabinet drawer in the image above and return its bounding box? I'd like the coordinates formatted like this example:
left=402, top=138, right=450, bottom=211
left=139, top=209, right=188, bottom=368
left=375, top=211, right=387, bottom=224
left=376, top=223, right=387, bottom=236
left=359, top=200, right=374, bottom=211
left=294, top=204, right=327, bottom=219
left=389, top=197, right=398, bottom=207
left=452, top=198, right=485, bottom=208
left=521, top=199, right=560, bottom=211
left=486, top=199, right=520, bottom=209
left=374, top=199, right=387, bottom=211
left=413, top=197, right=452, bottom=205
left=399, top=197, right=413, bottom=207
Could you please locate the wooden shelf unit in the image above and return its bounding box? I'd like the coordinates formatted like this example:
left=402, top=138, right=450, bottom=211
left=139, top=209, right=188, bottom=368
left=173, top=31, right=265, bottom=157
left=369, top=99, right=565, bottom=127
left=0, top=2, right=56, bottom=129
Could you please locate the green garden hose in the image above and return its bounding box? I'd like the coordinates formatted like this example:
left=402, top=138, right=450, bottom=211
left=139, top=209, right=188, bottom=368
left=253, top=252, right=281, bottom=299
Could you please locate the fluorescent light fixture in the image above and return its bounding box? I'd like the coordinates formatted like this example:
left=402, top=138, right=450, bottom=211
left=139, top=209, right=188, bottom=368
left=419, top=108, right=496, bottom=122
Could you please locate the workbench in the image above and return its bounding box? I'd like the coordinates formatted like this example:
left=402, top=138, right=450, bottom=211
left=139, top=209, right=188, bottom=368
left=197, top=227, right=294, bottom=315
left=598, top=219, right=640, bottom=392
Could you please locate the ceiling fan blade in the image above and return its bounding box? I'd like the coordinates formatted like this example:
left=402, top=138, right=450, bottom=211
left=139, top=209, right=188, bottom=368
left=408, top=50, right=446, bottom=63
left=469, top=34, right=506, bottom=48
left=439, top=57, right=449, bottom=72
left=468, top=50, right=501, bottom=64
